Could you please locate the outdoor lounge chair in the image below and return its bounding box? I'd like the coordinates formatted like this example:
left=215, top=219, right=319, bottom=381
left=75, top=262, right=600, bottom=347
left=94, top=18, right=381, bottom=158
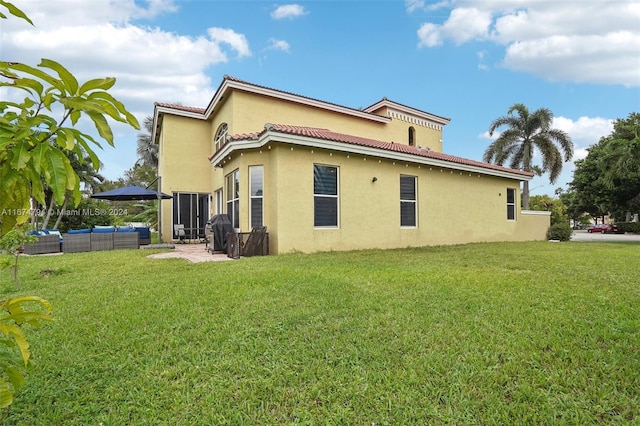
left=63, top=232, right=91, bottom=253
left=242, top=226, right=268, bottom=257
left=174, top=224, right=186, bottom=243
left=23, top=234, right=61, bottom=255
left=113, top=231, right=139, bottom=250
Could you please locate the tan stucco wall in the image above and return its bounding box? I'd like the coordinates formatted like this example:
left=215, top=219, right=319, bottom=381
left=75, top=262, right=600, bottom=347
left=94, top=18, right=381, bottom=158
left=216, top=143, right=549, bottom=254
left=157, top=114, right=214, bottom=241
left=228, top=91, right=443, bottom=151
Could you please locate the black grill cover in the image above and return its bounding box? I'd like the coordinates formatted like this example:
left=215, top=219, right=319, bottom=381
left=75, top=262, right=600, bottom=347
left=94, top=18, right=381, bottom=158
left=208, top=214, right=234, bottom=251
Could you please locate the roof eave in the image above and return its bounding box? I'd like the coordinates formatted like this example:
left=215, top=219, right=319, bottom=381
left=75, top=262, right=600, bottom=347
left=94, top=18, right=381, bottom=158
left=210, top=131, right=532, bottom=181
left=204, top=77, right=391, bottom=124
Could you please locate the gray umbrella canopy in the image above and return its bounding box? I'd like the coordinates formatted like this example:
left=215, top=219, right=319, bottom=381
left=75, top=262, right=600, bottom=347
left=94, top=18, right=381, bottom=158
left=90, top=185, right=172, bottom=201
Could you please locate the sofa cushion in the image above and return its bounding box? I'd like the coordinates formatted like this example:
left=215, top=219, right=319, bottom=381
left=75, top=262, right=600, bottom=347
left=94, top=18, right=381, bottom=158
left=92, top=226, right=115, bottom=233
left=67, top=228, right=91, bottom=234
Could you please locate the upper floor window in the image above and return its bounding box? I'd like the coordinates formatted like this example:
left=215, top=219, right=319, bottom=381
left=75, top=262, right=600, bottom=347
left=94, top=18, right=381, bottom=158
left=314, top=164, right=339, bottom=227
left=507, top=188, right=516, bottom=220
left=400, top=175, right=417, bottom=227
left=214, top=123, right=228, bottom=152
left=408, top=126, right=415, bottom=147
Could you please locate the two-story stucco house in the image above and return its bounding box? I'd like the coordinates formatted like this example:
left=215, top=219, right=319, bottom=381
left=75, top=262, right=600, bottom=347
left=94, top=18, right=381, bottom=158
left=152, top=75, right=549, bottom=253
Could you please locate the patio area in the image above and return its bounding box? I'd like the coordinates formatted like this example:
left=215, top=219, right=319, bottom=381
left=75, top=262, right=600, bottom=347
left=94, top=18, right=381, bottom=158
left=145, top=243, right=234, bottom=263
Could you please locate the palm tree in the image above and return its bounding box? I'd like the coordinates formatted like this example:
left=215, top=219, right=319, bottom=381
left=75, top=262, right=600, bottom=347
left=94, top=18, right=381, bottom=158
left=484, top=103, right=574, bottom=210
left=136, top=116, right=158, bottom=169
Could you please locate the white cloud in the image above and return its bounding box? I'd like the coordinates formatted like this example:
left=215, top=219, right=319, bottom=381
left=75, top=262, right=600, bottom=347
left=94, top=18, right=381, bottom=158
left=477, top=115, right=614, bottom=193
left=207, top=28, right=252, bottom=59
left=267, top=38, right=291, bottom=52
left=0, top=0, right=251, bottom=180
left=552, top=116, right=613, bottom=159
left=271, top=4, right=308, bottom=20
left=414, top=0, right=640, bottom=86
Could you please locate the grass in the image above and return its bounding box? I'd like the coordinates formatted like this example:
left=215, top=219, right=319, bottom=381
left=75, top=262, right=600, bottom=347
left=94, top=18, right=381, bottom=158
left=1, top=241, right=639, bottom=425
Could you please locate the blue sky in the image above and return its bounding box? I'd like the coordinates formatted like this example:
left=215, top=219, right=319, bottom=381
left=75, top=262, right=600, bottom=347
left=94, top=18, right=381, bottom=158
left=2, top=0, right=639, bottom=196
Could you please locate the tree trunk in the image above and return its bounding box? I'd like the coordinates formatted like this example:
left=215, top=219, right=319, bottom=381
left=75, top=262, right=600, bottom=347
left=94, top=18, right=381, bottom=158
left=52, top=196, right=68, bottom=230
left=41, top=196, right=56, bottom=230
left=522, top=181, right=530, bottom=210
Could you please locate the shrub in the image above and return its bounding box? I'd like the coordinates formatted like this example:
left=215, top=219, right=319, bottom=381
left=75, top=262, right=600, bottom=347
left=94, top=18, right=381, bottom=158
left=547, top=222, right=572, bottom=241
left=616, top=222, right=640, bottom=233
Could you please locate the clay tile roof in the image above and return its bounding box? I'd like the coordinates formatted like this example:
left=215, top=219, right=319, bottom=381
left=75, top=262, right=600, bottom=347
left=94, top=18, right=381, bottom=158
left=258, top=124, right=532, bottom=177
left=155, top=102, right=205, bottom=114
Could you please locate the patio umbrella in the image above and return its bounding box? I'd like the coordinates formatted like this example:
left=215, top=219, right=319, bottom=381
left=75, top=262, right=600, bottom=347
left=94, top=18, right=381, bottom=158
left=90, top=185, right=172, bottom=201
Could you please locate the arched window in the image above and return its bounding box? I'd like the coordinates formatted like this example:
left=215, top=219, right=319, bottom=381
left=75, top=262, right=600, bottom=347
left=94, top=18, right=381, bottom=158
left=214, top=123, right=228, bottom=152
left=408, top=126, right=415, bottom=147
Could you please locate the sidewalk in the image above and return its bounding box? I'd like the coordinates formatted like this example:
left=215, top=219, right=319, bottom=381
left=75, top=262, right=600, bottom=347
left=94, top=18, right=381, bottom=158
left=146, top=243, right=235, bottom=263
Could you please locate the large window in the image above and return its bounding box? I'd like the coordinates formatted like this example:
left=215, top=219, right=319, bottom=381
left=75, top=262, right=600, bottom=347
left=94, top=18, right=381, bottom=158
left=226, top=169, right=239, bottom=229
left=249, top=166, right=263, bottom=227
left=507, top=187, right=516, bottom=220
left=314, top=164, right=339, bottom=227
left=172, top=192, right=210, bottom=239
left=400, top=175, right=417, bottom=227
left=214, top=122, right=228, bottom=152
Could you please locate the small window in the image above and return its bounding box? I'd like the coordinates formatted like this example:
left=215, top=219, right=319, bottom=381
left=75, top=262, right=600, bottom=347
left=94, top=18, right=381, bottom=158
left=408, top=126, right=415, bottom=147
left=507, top=188, right=516, bottom=220
left=314, top=164, right=339, bottom=227
left=226, top=169, right=239, bottom=229
left=400, top=175, right=417, bottom=227
left=214, top=123, right=228, bottom=152
left=249, top=166, right=264, bottom=227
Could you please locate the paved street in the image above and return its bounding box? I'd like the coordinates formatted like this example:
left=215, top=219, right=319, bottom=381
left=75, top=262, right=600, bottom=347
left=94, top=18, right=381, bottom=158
left=571, top=230, right=640, bottom=242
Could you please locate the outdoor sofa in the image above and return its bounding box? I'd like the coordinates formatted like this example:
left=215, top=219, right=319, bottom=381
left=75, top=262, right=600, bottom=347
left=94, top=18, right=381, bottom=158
left=62, top=226, right=148, bottom=253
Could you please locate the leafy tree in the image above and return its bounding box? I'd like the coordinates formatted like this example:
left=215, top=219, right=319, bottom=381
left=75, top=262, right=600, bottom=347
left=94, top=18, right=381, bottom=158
left=136, top=115, right=158, bottom=169
left=484, top=103, right=574, bottom=210
left=570, top=113, right=640, bottom=221
left=0, top=0, right=137, bottom=409
left=0, top=225, right=37, bottom=287
left=0, top=12, right=139, bottom=234
left=528, top=194, right=568, bottom=226
left=0, top=296, right=53, bottom=409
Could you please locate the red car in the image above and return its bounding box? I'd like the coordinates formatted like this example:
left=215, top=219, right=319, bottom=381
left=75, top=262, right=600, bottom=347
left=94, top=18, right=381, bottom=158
left=587, top=224, right=619, bottom=234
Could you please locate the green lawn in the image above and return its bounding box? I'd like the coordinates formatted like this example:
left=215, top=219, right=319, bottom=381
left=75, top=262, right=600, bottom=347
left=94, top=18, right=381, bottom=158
left=2, top=241, right=639, bottom=425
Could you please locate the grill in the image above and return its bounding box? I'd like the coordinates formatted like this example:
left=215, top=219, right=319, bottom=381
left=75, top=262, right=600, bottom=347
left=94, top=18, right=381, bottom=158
left=205, top=214, right=234, bottom=254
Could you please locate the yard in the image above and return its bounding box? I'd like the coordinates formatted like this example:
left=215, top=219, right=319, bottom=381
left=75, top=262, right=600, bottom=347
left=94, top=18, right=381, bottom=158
left=2, top=241, right=639, bottom=424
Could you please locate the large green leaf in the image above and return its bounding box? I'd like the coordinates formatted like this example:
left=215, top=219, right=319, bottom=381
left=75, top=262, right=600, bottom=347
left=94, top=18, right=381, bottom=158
left=15, top=77, right=44, bottom=97
left=0, top=0, right=33, bottom=25
left=59, top=96, right=105, bottom=114
left=89, top=91, right=140, bottom=129
left=44, top=149, right=68, bottom=205
left=5, top=62, right=64, bottom=93
left=56, top=128, right=76, bottom=150
left=30, top=141, right=49, bottom=172
left=5, top=366, right=25, bottom=393
left=0, top=380, right=13, bottom=408
left=39, top=59, right=78, bottom=95
left=78, top=77, right=115, bottom=94
left=86, top=111, right=114, bottom=145
left=9, top=140, right=31, bottom=170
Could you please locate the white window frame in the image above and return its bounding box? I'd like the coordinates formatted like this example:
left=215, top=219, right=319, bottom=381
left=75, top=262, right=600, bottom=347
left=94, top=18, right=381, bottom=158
left=214, top=189, right=223, bottom=215
left=214, top=123, right=228, bottom=152
left=249, top=165, right=264, bottom=228
left=507, top=187, right=516, bottom=221
left=313, top=164, right=339, bottom=228
left=400, top=175, right=417, bottom=228
left=226, top=169, right=240, bottom=229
